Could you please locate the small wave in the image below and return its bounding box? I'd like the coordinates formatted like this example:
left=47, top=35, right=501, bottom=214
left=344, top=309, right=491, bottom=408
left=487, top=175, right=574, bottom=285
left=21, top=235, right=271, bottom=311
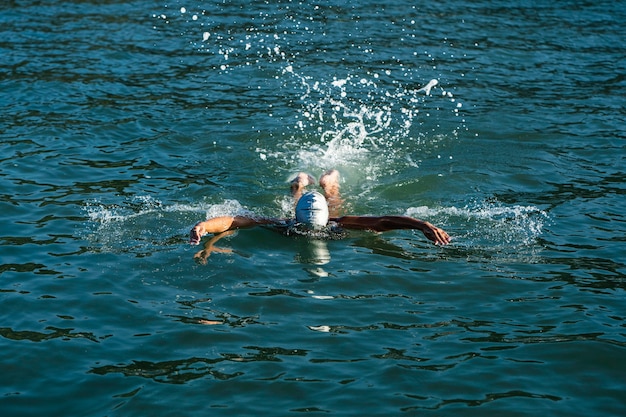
left=85, top=196, right=249, bottom=225
left=83, top=196, right=252, bottom=254
left=407, top=201, right=548, bottom=249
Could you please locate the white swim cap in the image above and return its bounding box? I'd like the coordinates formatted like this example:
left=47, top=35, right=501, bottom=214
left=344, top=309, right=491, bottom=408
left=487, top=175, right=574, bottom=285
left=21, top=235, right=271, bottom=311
left=295, top=191, right=329, bottom=230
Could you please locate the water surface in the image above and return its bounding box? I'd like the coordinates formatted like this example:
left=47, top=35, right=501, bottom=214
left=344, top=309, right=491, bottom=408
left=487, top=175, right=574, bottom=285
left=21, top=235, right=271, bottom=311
left=1, top=1, right=625, bottom=416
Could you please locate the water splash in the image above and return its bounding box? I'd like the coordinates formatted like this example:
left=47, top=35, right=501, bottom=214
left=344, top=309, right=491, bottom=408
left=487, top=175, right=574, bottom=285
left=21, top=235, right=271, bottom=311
left=154, top=4, right=468, bottom=206
left=155, top=8, right=466, bottom=177
left=415, top=78, right=439, bottom=95
left=262, top=66, right=465, bottom=183
left=85, top=196, right=250, bottom=224
left=407, top=201, right=548, bottom=249
left=84, top=196, right=251, bottom=253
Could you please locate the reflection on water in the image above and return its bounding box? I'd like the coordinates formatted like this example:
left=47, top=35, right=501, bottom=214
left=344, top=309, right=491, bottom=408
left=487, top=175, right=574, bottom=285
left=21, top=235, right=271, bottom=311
left=90, top=357, right=243, bottom=384
left=294, top=239, right=331, bottom=265
left=0, top=326, right=100, bottom=343
left=2, top=0, right=626, bottom=415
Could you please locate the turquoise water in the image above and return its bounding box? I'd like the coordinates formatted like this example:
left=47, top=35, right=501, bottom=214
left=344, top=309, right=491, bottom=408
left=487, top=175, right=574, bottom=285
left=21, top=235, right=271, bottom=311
left=2, top=1, right=625, bottom=415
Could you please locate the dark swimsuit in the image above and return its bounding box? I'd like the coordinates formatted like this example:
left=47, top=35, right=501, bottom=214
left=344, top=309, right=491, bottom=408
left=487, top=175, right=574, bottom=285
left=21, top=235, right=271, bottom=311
left=266, top=220, right=348, bottom=240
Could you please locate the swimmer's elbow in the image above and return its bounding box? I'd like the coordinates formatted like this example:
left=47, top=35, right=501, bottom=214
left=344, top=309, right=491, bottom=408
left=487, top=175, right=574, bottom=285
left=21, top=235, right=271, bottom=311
left=336, top=216, right=397, bottom=232
left=369, top=216, right=425, bottom=232
left=231, top=216, right=275, bottom=230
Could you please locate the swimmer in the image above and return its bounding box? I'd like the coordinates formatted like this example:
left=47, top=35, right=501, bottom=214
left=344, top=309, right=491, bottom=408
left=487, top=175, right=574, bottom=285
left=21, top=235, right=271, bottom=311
left=190, top=170, right=450, bottom=261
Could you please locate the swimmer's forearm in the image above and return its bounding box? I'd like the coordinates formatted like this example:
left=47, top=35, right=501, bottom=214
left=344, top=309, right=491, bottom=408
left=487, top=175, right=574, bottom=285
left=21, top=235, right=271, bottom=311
left=334, top=215, right=450, bottom=245
left=378, top=216, right=433, bottom=232
left=190, top=217, right=232, bottom=245
left=333, top=215, right=422, bottom=231
left=189, top=216, right=275, bottom=245
left=197, top=217, right=237, bottom=234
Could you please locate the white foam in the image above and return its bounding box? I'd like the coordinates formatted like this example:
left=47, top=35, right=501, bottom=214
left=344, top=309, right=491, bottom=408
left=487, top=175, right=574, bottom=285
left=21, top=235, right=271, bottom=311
left=83, top=196, right=253, bottom=253
left=270, top=67, right=462, bottom=179
left=176, top=11, right=463, bottom=174
left=85, top=195, right=217, bottom=225
left=406, top=202, right=548, bottom=248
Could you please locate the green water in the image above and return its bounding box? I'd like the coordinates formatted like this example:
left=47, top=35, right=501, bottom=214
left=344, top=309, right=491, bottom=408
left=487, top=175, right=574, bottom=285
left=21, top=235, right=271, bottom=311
left=1, top=1, right=625, bottom=416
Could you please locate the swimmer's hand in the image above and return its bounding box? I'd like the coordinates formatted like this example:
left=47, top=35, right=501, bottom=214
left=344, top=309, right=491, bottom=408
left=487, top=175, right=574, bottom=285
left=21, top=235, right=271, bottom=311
left=189, top=223, right=207, bottom=245
left=421, top=223, right=451, bottom=246
left=189, top=216, right=261, bottom=245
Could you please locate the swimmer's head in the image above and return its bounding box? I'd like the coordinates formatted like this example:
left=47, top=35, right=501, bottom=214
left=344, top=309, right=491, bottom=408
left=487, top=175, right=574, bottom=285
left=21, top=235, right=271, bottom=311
left=295, top=191, right=329, bottom=230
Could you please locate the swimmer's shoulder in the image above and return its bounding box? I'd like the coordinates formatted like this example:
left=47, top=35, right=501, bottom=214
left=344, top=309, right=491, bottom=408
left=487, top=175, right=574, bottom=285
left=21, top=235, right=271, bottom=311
left=261, top=218, right=296, bottom=232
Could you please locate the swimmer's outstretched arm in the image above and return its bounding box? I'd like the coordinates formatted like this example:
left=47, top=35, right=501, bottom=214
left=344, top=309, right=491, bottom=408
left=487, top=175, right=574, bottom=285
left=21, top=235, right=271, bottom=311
left=189, top=216, right=275, bottom=245
left=333, top=215, right=451, bottom=245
